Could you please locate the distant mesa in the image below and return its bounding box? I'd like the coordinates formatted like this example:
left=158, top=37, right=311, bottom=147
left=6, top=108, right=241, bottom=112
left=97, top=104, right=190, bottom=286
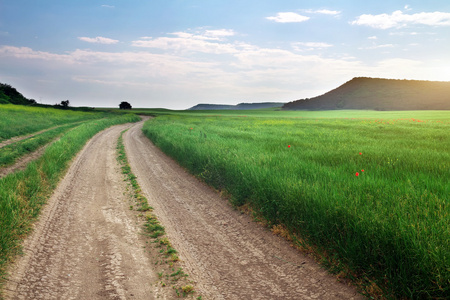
left=283, top=77, right=450, bottom=110
left=188, top=102, right=285, bottom=110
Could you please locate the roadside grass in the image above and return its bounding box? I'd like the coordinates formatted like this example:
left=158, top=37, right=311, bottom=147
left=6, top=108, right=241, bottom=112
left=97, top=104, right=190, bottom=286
left=142, top=110, right=450, bottom=299
left=0, top=104, right=105, bottom=142
left=0, top=114, right=140, bottom=297
left=116, top=130, right=198, bottom=298
left=0, top=123, right=81, bottom=168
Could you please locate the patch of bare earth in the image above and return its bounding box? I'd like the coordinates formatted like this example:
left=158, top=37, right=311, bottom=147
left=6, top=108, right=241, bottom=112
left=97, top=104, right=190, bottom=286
left=0, top=144, right=48, bottom=179
left=0, top=125, right=65, bottom=149
left=0, top=124, right=82, bottom=179
left=124, top=121, right=364, bottom=300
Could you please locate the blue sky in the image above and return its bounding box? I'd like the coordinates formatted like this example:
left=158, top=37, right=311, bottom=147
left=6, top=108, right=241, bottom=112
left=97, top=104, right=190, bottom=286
left=1, top=1, right=449, bottom=109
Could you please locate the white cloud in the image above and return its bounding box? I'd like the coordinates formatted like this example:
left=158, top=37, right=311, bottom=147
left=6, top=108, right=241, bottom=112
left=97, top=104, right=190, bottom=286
left=292, top=42, right=333, bottom=51
left=351, top=10, right=450, bottom=29
left=204, top=29, right=235, bottom=39
left=132, top=36, right=237, bottom=54
left=303, top=9, right=341, bottom=15
left=101, top=5, right=115, bottom=8
left=0, top=46, right=72, bottom=62
left=315, top=9, right=340, bottom=15
left=389, top=31, right=434, bottom=36
left=358, top=44, right=395, bottom=50
left=266, top=12, right=310, bottom=23
left=368, top=36, right=377, bottom=40
left=131, top=29, right=245, bottom=54
left=78, top=36, right=119, bottom=44
left=298, top=42, right=333, bottom=48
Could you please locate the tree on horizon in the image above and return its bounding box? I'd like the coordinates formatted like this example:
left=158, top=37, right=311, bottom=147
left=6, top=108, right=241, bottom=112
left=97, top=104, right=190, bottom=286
left=119, top=101, right=132, bottom=110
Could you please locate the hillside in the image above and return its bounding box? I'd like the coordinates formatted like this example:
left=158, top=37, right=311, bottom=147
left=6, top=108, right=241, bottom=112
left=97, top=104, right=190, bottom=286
left=0, top=83, right=37, bottom=105
left=189, top=102, right=285, bottom=110
left=283, top=77, right=450, bottom=110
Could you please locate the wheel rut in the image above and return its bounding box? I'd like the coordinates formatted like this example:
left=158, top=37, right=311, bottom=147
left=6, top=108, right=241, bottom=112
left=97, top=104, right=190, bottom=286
left=124, top=120, right=363, bottom=300
left=6, top=119, right=363, bottom=299
left=5, top=122, right=160, bottom=300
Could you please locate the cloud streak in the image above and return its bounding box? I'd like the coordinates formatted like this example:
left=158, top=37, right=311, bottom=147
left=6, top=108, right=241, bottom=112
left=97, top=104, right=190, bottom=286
left=303, top=9, right=341, bottom=15
left=78, top=36, right=119, bottom=44
left=131, top=29, right=249, bottom=54
left=292, top=42, right=333, bottom=51
left=351, top=10, right=450, bottom=29
left=266, top=12, right=310, bottom=23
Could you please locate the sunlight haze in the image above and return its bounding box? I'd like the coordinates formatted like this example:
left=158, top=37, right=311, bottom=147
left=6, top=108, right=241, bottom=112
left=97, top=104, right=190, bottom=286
left=0, top=0, right=449, bottom=109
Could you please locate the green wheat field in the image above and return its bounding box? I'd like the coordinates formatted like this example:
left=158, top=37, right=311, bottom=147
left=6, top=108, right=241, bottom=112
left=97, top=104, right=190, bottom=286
left=141, top=109, right=449, bottom=299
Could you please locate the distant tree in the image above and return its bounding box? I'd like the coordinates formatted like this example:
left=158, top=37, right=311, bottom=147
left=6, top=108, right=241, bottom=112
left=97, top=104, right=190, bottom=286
left=119, top=101, right=132, bottom=110
left=60, top=100, right=70, bottom=109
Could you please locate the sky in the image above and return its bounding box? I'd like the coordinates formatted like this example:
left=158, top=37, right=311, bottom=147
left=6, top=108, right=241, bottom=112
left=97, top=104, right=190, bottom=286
left=0, top=1, right=450, bottom=109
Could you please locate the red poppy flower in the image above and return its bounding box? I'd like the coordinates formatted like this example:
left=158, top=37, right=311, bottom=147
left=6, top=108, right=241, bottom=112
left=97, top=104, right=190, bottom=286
left=359, top=152, right=362, bottom=155
left=361, top=169, right=364, bottom=172
left=355, top=172, right=359, bottom=176
left=288, top=145, right=291, bottom=148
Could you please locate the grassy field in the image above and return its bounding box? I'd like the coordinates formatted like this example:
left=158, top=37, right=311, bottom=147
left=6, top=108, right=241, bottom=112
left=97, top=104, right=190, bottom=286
left=0, top=104, right=106, bottom=142
left=142, top=110, right=449, bottom=299
left=0, top=108, right=140, bottom=295
left=0, top=123, right=81, bottom=168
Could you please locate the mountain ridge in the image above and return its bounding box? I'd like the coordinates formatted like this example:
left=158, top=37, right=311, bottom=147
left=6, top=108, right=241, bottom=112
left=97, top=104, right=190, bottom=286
left=283, top=77, right=450, bottom=110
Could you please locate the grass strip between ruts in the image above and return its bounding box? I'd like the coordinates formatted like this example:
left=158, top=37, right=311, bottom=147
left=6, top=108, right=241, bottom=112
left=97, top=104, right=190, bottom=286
left=0, top=104, right=106, bottom=142
left=116, top=130, right=198, bottom=299
left=0, top=123, right=81, bottom=168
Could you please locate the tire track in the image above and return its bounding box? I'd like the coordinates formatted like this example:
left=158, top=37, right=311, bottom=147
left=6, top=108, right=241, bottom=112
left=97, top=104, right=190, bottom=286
left=124, top=120, right=364, bottom=300
left=5, top=122, right=161, bottom=300
left=0, top=124, right=72, bottom=149
left=0, top=123, right=82, bottom=179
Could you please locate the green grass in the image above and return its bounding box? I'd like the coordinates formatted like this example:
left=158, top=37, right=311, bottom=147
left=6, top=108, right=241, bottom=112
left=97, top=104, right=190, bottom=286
left=0, top=104, right=105, bottom=142
left=142, top=110, right=450, bottom=299
left=0, top=123, right=81, bottom=167
left=116, top=130, right=196, bottom=298
left=0, top=113, right=140, bottom=295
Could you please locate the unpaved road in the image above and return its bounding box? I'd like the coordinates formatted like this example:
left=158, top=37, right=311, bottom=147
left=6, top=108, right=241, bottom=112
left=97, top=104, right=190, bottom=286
left=124, top=121, right=362, bottom=300
left=6, top=122, right=162, bottom=299
left=6, top=119, right=363, bottom=299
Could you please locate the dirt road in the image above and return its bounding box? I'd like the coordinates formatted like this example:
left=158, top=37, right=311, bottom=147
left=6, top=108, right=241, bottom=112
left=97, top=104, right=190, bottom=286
left=6, top=123, right=162, bottom=299
left=124, top=121, right=363, bottom=299
left=6, top=119, right=363, bottom=299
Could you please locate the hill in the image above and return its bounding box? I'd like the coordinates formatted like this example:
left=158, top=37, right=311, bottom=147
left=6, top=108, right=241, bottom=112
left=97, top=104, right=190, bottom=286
left=189, top=102, right=285, bottom=110
left=283, top=77, right=450, bottom=110
left=0, top=82, right=95, bottom=111
left=0, top=83, right=37, bottom=105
